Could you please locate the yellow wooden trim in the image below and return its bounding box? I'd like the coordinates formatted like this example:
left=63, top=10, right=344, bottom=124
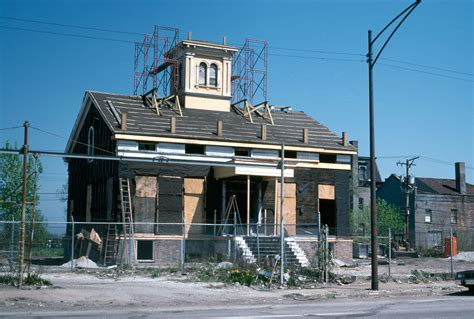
left=114, top=134, right=356, bottom=155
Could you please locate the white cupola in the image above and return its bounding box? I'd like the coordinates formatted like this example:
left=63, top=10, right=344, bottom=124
left=167, top=35, right=238, bottom=112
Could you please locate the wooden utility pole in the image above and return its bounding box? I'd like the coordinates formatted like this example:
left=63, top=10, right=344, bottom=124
left=18, top=121, right=29, bottom=288
left=397, top=156, right=419, bottom=247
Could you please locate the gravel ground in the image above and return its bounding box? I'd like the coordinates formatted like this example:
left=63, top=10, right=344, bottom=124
left=0, top=257, right=472, bottom=314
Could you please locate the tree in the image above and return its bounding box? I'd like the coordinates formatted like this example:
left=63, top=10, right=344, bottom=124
left=0, top=142, right=48, bottom=266
left=350, top=199, right=404, bottom=238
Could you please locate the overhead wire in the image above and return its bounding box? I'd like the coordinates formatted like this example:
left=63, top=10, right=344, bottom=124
left=0, top=17, right=470, bottom=81
left=29, top=126, right=116, bottom=155
left=379, top=63, right=474, bottom=83
left=0, top=16, right=143, bottom=36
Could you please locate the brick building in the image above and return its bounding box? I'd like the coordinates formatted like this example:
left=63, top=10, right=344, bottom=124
left=377, top=162, right=474, bottom=251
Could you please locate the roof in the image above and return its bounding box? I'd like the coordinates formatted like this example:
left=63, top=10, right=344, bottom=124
left=67, top=91, right=356, bottom=154
left=415, top=178, right=474, bottom=196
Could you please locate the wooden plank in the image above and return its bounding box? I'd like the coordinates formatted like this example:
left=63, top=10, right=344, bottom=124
left=276, top=182, right=297, bottom=235
left=184, top=178, right=205, bottom=235
left=135, top=176, right=157, bottom=198
left=183, top=178, right=204, bottom=195
left=318, top=184, right=335, bottom=200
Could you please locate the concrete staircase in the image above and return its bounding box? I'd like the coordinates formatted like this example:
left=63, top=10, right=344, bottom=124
left=235, top=236, right=256, bottom=263
left=286, top=238, right=310, bottom=267
left=242, top=236, right=309, bottom=267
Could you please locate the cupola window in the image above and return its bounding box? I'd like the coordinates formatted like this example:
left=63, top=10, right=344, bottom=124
left=198, top=62, right=207, bottom=85
left=210, top=64, right=218, bottom=86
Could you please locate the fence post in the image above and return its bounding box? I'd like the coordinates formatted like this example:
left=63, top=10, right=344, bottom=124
left=388, top=228, right=391, bottom=277
left=180, top=221, right=185, bottom=272
left=128, top=218, right=133, bottom=267
left=70, top=216, right=75, bottom=272
left=324, top=226, right=329, bottom=283
left=450, top=227, right=454, bottom=278
left=10, top=216, right=15, bottom=272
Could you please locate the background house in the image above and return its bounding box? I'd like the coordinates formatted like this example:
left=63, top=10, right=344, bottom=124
left=377, top=162, right=474, bottom=251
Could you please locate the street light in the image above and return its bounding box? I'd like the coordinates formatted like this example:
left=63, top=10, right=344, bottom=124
left=367, top=0, right=421, bottom=291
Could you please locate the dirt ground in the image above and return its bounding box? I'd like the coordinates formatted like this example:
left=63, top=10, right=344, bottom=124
left=0, top=257, right=473, bottom=314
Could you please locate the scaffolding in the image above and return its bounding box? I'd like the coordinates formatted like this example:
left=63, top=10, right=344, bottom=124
left=133, top=26, right=180, bottom=96
left=231, top=39, right=268, bottom=106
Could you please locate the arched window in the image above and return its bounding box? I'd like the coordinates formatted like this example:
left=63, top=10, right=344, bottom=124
left=209, top=64, right=218, bottom=87
left=87, top=126, right=94, bottom=163
left=198, top=62, right=207, bottom=85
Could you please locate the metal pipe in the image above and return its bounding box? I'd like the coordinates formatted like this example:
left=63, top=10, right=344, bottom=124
left=388, top=228, right=392, bottom=277
left=70, top=215, right=75, bottom=272
left=279, top=143, right=285, bottom=285
left=17, top=121, right=29, bottom=288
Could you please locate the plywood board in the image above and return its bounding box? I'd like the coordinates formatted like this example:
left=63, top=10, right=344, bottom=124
left=184, top=178, right=205, bottom=235
left=276, top=182, right=297, bottom=235
left=135, top=176, right=157, bottom=198
left=318, top=184, right=335, bottom=200
left=184, top=178, right=204, bottom=195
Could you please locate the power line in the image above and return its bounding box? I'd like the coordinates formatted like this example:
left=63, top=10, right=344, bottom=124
left=0, top=25, right=135, bottom=44
left=1, top=20, right=472, bottom=82
left=379, top=62, right=474, bottom=83
left=380, top=57, right=474, bottom=77
left=269, top=53, right=365, bottom=63
left=0, top=16, right=143, bottom=36
left=0, top=125, right=22, bottom=131
left=29, top=126, right=116, bottom=155
left=269, top=46, right=365, bottom=57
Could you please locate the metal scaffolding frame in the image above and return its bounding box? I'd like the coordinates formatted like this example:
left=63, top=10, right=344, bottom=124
left=231, top=39, right=268, bottom=106
left=133, top=26, right=179, bottom=96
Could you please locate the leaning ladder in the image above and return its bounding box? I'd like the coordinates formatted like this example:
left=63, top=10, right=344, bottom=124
left=119, top=178, right=135, bottom=265
left=103, top=224, right=118, bottom=265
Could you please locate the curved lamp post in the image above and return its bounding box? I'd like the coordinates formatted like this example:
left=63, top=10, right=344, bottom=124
left=368, top=0, right=422, bottom=291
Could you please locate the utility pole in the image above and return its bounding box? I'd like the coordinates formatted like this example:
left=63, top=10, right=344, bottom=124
left=367, top=0, right=421, bottom=291
left=18, top=121, right=29, bottom=288
left=397, top=156, right=419, bottom=247
left=279, top=143, right=285, bottom=285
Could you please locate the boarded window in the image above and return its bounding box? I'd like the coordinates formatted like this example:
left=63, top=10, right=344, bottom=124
left=137, top=240, right=154, bottom=261
left=318, top=184, right=335, bottom=200
left=183, top=178, right=205, bottom=235
left=158, top=176, right=183, bottom=235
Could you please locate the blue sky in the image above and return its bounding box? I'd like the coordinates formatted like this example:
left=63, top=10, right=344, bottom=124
left=1, top=0, right=473, bottom=224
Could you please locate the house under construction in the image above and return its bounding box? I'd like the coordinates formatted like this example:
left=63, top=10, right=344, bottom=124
left=65, top=30, right=356, bottom=266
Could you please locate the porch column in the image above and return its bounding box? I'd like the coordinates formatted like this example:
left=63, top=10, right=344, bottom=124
left=274, top=178, right=278, bottom=235
left=247, top=175, right=250, bottom=236
left=221, top=181, right=226, bottom=223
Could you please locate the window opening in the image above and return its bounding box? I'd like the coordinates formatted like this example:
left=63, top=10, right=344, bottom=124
left=87, top=126, right=94, bottom=163
left=319, top=154, right=337, bottom=163
left=451, top=209, right=457, bottom=224
left=138, top=142, right=156, bottom=151
left=210, top=64, right=218, bottom=86
left=137, top=240, right=154, bottom=261
left=199, top=62, right=207, bottom=85
left=185, top=144, right=205, bottom=155
left=235, top=148, right=250, bottom=157
left=424, top=209, right=432, bottom=223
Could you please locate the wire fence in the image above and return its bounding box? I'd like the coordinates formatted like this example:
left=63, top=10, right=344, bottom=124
left=0, top=220, right=472, bottom=276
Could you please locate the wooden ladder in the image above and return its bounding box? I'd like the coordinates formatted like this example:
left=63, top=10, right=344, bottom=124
left=119, top=178, right=135, bottom=264
left=103, top=224, right=118, bottom=266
